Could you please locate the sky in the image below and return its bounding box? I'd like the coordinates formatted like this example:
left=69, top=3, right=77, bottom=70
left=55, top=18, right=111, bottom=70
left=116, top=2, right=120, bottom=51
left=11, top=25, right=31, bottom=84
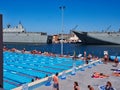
left=0, top=0, right=120, bottom=35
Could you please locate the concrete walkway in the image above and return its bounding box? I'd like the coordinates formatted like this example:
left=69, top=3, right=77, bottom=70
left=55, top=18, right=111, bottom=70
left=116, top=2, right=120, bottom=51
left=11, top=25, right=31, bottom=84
left=35, top=62, right=120, bottom=90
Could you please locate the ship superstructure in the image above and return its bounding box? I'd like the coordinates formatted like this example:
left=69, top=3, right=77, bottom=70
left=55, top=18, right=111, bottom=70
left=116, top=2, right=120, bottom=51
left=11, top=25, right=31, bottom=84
left=3, top=22, right=25, bottom=33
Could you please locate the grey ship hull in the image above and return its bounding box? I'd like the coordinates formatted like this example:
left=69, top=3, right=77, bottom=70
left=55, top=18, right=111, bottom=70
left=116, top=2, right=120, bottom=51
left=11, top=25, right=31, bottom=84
left=3, top=32, right=51, bottom=44
left=73, top=31, right=120, bottom=45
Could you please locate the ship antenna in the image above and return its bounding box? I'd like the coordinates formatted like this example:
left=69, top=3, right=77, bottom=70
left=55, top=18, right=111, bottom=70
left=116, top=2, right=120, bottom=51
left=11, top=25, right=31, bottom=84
left=7, top=24, right=11, bottom=28
left=19, top=21, right=21, bottom=24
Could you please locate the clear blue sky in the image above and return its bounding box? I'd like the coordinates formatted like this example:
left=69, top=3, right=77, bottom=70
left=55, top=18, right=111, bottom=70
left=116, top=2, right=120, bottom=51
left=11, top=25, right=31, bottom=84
left=0, top=0, right=120, bottom=35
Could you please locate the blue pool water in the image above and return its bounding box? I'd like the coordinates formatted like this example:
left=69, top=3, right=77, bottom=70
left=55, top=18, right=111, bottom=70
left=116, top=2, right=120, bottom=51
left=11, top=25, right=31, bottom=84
left=3, top=51, right=84, bottom=90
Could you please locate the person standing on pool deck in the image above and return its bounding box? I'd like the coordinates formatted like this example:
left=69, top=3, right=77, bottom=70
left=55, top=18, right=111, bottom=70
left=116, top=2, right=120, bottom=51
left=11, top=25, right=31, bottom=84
left=88, top=85, right=94, bottom=90
left=74, top=81, right=80, bottom=90
left=53, top=72, right=59, bottom=90
left=114, top=56, right=119, bottom=67
left=104, top=54, right=109, bottom=64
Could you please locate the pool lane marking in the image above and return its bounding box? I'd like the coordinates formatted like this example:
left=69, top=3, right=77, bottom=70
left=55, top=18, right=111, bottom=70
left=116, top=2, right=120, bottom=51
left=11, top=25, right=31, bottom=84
left=4, top=67, right=35, bottom=79
left=43, top=66, right=65, bottom=71
left=21, top=59, right=73, bottom=68
left=4, top=65, right=38, bottom=78
left=5, top=63, right=53, bottom=75
left=4, top=77, right=22, bottom=84
left=4, top=79, right=20, bottom=86
left=6, top=61, right=69, bottom=75
left=5, top=58, right=82, bottom=75
left=55, top=63, right=72, bottom=67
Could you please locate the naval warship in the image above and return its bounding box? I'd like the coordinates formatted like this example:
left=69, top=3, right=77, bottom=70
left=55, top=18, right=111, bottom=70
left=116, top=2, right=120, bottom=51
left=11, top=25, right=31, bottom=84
left=3, top=22, right=52, bottom=44
left=73, top=30, right=120, bottom=45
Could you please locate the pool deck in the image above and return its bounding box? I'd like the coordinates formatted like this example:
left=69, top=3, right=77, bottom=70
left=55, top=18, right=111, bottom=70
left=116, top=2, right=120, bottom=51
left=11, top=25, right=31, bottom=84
left=35, top=62, right=120, bottom=90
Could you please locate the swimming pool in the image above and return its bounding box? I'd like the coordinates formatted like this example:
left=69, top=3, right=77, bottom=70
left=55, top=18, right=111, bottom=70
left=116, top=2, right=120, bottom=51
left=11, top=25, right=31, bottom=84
left=3, top=51, right=84, bottom=90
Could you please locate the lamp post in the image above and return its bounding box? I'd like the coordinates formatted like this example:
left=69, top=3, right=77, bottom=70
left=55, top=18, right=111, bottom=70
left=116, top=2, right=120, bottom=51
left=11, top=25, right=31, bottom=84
left=59, top=6, right=65, bottom=55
